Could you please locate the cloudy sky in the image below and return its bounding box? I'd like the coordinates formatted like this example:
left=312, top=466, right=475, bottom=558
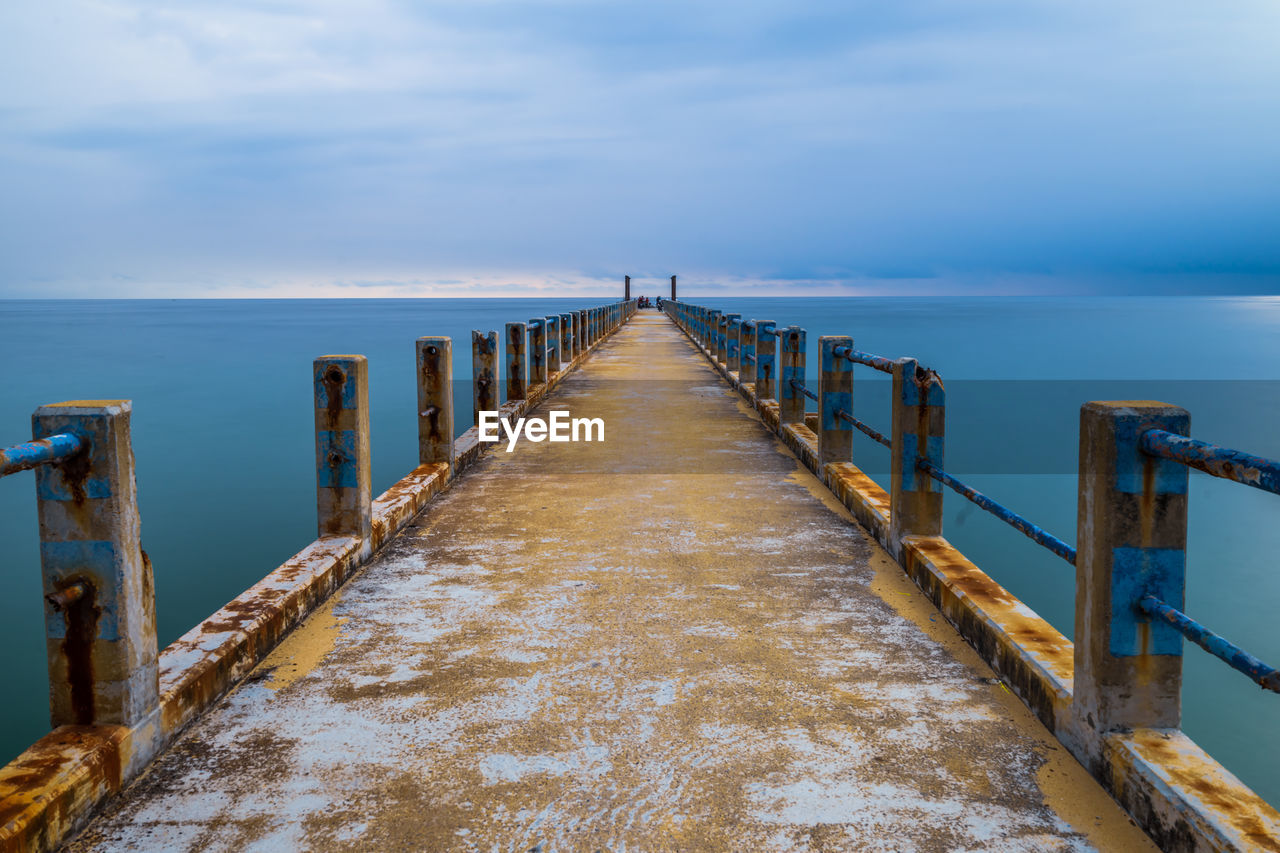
left=2, top=0, right=1278, bottom=297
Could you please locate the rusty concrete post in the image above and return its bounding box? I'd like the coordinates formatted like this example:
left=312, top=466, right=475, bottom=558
left=700, top=307, right=711, bottom=349
left=505, top=322, right=527, bottom=401
left=32, top=400, right=159, bottom=729
left=589, top=308, right=597, bottom=345
left=417, top=337, right=455, bottom=470
left=779, top=326, right=806, bottom=424
left=545, top=316, right=561, bottom=374
left=527, top=319, right=547, bottom=386
left=575, top=311, right=586, bottom=357
left=819, top=336, right=854, bottom=469
left=888, top=358, right=944, bottom=560
left=471, top=330, right=497, bottom=426
left=1073, top=402, right=1189, bottom=740
left=725, top=314, right=742, bottom=374
left=706, top=310, right=721, bottom=363
left=559, top=313, right=573, bottom=363
left=755, top=321, right=777, bottom=400
left=671, top=274, right=677, bottom=300
left=315, top=355, right=372, bottom=545
left=740, top=320, right=757, bottom=386
left=625, top=275, right=631, bottom=301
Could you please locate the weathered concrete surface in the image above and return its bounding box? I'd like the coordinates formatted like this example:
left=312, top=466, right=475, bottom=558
left=64, top=313, right=1153, bottom=852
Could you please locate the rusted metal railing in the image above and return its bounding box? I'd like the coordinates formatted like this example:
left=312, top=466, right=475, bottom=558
left=1141, top=429, right=1280, bottom=496
left=0, top=433, right=85, bottom=477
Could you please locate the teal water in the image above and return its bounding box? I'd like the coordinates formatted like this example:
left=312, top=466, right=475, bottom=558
left=1, top=296, right=1278, bottom=806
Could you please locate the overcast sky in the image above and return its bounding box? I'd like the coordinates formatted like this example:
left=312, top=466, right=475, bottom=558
left=2, top=0, right=1278, bottom=297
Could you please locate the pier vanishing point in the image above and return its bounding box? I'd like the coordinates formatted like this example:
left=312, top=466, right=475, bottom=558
left=2, top=292, right=1279, bottom=852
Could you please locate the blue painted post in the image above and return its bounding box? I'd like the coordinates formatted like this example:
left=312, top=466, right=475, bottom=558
left=1074, top=402, right=1189, bottom=739
left=706, top=310, right=721, bottom=362
left=888, top=358, right=944, bottom=560
left=315, top=356, right=372, bottom=545
left=575, top=311, right=586, bottom=356
left=716, top=314, right=729, bottom=366
left=505, top=322, right=527, bottom=401
left=32, top=400, right=159, bottom=730
left=527, top=319, right=547, bottom=387
left=559, top=313, right=573, bottom=363
left=755, top=321, right=777, bottom=400
left=545, top=316, right=561, bottom=374
left=780, top=326, right=806, bottom=424
left=725, top=314, right=742, bottom=374
left=417, top=338, right=454, bottom=468
left=819, top=336, right=854, bottom=468
left=702, top=307, right=712, bottom=350
left=740, top=321, right=757, bottom=387
left=471, top=330, right=497, bottom=426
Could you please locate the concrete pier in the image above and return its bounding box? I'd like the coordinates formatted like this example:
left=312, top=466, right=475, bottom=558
left=62, top=314, right=1150, bottom=852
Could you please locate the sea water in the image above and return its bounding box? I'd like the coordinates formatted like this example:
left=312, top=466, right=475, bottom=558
left=1, top=296, right=1277, bottom=805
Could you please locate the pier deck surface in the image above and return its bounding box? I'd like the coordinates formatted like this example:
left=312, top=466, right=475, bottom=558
left=65, top=314, right=1153, bottom=852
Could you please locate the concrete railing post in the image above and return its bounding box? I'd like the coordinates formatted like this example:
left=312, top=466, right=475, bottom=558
left=702, top=308, right=711, bottom=349
left=471, top=330, right=498, bottom=425
left=755, top=321, right=777, bottom=400
left=505, top=322, right=527, bottom=401
left=545, top=316, right=561, bottom=374
left=888, top=358, right=944, bottom=560
left=559, top=313, right=573, bottom=363
left=779, top=326, right=806, bottom=424
left=1074, top=402, right=1189, bottom=740
left=706, top=311, right=720, bottom=362
left=32, top=400, right=159, bottom=729
left=417, top=337, right=455, bottom=471
left=725, top=314, right=742, bottom=374
left=315, top=355, right=372, bottom=544
left=576, top=311, right=586, bottom=356
left=819, top=336, right=854, bottom=468
left=716, top=314, right=729, bottom=366
left=740, top=321, right=757, bottom=386
left=527, top=319, right=547, bottom=387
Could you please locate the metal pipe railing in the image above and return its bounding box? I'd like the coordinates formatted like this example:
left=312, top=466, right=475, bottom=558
left=916, top=459, right=1077, bottom=565
left=1141, top=429, right=1280, bottom=497
left=834, top=408, right=890, bottom=448
left=788, top=377, right=818, bottom=402
left=0, top=433, right=85, bottom=478
left=832, top=345, right=896, bottom=374
left=1139, top=596, right=1280, bottom=693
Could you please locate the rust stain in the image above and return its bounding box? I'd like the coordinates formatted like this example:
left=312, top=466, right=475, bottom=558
left=55, top=579, right=101, bottom=726
left=1121, top=731, right=1280, bottom=851
left=321, top=364, right=345, bottom=428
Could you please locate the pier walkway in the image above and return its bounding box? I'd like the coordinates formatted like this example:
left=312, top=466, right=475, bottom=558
left=61, top=315, right=1149, bottom=851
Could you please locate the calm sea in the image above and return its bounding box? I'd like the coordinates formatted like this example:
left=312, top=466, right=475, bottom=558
left=1, top=296, right=1278, bottom=804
